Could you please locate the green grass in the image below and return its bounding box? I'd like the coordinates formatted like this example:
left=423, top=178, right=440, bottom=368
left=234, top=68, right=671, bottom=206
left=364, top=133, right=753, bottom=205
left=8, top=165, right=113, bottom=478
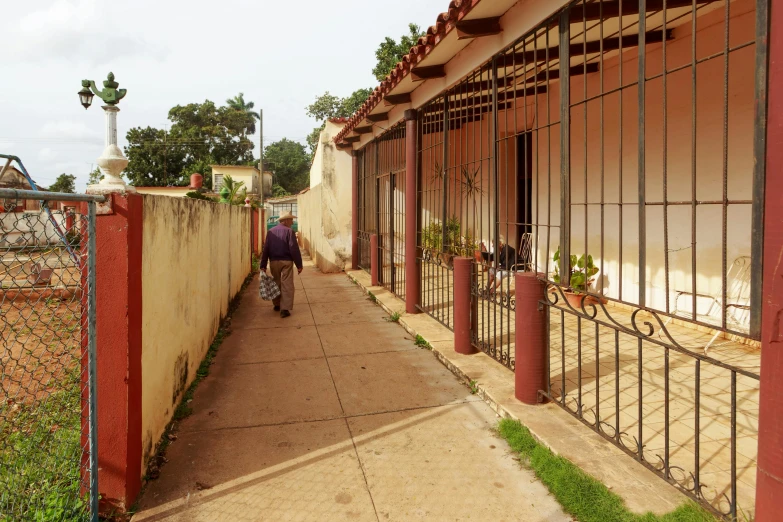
left=0, top=369, right=89, bottom=522
left=387, top=311, right=402, bottom=323
left=468, top=380, right=479, bottom=394
left=496, top=419, right=717, bottom=522
left=251, top=254, right=260, bottom=273
left=414, top=335, right=432, bottom=350
left=368, top=292, right=378, bottom=304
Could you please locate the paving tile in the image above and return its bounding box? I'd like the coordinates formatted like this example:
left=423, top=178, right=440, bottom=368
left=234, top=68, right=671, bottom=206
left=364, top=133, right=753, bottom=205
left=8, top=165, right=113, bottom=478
left=303, top=284, right=368, bottom=304
left=218, top=326, right=324, bottom=364
left=232, top=301, right=314, bottom=330
left=328, top=350, right=477, bottom=417
left=309, top=301, right=389, bottom=326
left=318, top=321, right=418, bottom=357
left=183, top=358, right=343, bottom=431
left=299, top=275, right=355, bottom=289
left=133, top=420, right=376, bottom=522
left=347, top=403, right=569, bottom=522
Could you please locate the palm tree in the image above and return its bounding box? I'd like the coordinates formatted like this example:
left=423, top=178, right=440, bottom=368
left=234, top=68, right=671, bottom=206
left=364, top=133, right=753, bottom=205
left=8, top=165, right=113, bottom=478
left=226, top=93, right=260, bottom=135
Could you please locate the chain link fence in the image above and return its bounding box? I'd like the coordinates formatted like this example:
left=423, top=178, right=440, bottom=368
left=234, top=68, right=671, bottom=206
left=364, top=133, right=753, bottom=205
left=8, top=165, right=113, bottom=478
left=0, top=189, right=100, bottom=521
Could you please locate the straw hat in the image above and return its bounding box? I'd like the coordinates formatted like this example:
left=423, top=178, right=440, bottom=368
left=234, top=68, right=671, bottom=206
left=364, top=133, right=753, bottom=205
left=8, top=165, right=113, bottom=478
left=278, top=210, right=297, bottom=222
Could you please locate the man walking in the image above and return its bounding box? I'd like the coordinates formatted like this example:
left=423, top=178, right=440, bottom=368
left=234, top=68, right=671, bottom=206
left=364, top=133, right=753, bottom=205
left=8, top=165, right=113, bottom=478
left=260, top=211, right=303, bottom=318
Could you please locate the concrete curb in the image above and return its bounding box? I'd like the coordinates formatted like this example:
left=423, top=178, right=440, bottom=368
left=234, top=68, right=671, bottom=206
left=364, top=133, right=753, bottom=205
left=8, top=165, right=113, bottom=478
left=346, top=269, right=691, bottom=516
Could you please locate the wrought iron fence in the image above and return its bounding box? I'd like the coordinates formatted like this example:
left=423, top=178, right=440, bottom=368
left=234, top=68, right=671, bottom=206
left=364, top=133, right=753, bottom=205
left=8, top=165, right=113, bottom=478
left=416, top=94, right=456, bottom=329
left=0, top=188, right=101, bottom=521
left=542, top=286, right=759, bottom=519
left=404, top=0, right=767, bottom=516
left=376, top=124, right=407, bottom=299
left=357, top=148, right=375, bottom=273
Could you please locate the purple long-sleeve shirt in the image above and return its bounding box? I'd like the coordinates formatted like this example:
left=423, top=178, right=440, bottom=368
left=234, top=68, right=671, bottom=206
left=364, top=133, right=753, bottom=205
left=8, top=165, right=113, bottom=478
left=261, top=223, right=302, bottom=270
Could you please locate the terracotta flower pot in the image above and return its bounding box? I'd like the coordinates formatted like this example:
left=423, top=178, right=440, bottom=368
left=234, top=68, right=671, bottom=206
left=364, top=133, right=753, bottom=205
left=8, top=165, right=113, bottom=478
left=563, top=291, right=607, bottom=309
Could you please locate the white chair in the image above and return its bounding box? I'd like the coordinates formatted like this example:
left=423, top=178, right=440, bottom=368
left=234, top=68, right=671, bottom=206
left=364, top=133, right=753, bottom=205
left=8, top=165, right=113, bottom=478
left=661, top=256, right=752, bottom=353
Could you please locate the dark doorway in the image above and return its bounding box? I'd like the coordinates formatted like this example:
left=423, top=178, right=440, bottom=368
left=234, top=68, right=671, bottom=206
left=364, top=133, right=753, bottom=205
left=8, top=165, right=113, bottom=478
left=516, top=132, right=533, bottom=254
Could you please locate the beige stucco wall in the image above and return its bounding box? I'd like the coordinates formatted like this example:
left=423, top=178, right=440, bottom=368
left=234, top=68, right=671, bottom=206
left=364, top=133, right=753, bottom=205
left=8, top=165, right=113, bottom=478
left=135, top=187, right=191, bottom=197
left=140, top=195, right=251, bottom=467
left=298, top=121, right=352, bottom=272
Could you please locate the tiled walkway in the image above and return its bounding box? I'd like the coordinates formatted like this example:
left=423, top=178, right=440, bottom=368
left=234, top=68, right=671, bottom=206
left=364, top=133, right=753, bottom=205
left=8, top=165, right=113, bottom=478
left=132, top=260, right=569, bottom=522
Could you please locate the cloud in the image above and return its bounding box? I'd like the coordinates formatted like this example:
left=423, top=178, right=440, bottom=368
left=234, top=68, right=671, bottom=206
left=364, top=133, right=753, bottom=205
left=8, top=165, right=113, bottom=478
left=1, top=0, right=160, bottom=65
left=39, top=120, right=101, bottom=141
left=38, top=148, right=56, bottom=161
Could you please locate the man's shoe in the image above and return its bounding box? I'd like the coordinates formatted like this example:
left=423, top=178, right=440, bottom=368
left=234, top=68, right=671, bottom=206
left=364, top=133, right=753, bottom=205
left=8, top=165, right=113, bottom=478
left=280, top=310, right=291, bottom=318
left=274, top=306, right=280, bottom=312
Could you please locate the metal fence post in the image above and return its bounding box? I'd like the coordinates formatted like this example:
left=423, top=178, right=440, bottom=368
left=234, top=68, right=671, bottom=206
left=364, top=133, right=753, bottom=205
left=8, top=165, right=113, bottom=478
left=370, top=233, right=379, bottom=286
left=87, top=200, right=99, bottom=520
left=453, top=256, right=477, bottom=354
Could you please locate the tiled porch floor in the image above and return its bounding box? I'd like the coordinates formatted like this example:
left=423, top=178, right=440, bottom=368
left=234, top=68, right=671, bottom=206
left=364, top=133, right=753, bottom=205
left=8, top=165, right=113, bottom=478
left=415, top=264, right=760, bottom=517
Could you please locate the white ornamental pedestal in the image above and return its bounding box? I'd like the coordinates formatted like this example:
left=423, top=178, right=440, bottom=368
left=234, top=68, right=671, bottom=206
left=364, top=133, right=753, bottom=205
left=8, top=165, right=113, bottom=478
left=87, top=105, right=136, bottom=196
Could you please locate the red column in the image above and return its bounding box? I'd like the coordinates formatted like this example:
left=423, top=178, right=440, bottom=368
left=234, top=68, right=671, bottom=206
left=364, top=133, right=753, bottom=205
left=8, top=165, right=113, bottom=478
left=251, top=208, right=259, bottom=256
left=453, top=257, right=477, bottom=355
left=65, top=206, right=75, bottom=232
left=352, top=152, right=359, bottom=270
left=370, top=233, right=379, bottom=286
left=756, top=4, right=783, bottom=519
left=404, top=110, right=420, bottom=314
left=83, top=193, right=143, bottom=512
left=514, top=273, right=547, bottom=404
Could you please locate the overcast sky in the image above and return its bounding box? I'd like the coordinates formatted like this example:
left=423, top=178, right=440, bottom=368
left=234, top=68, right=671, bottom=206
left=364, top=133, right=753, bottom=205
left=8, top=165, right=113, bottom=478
left=0, top=0, right=446, bottom=191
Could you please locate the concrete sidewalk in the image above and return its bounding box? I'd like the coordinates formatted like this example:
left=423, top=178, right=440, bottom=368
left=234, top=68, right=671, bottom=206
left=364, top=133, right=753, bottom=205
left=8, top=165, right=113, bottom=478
left=133, top=261, right=569, bottom=522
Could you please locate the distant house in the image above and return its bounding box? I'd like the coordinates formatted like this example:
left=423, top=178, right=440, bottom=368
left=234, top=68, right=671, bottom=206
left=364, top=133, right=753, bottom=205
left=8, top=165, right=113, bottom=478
left=134, top=186, right=193, bottom=198
left=211, top=165, right=267, bottom=197
left=265, top=193, right=298, bottom=219
left=0, top=165, right=43, bottom=212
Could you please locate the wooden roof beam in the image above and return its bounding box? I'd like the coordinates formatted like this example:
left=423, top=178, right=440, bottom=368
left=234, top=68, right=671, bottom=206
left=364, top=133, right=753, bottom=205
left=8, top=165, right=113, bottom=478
left=343, top=136, right=361, bottom=143
left=456, top=17, right=502, bottom=40
left=366, top=112, right=389, bottom=123
left=354, top=126, right=374, bottom=134
left=411, top=64, right=446, bottom=82
left=384, top=93, right=412, bottom=106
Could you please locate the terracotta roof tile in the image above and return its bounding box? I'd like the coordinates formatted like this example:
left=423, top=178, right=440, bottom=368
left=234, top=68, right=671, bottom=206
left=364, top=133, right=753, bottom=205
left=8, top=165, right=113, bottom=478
left=334, top=0, right=482, bottom=145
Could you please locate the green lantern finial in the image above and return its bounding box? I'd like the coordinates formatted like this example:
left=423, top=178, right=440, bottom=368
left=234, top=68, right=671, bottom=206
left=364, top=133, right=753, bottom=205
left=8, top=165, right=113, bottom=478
left=81, top=72, right=127, bottom=106
left=219, top=186, right=231, bottom=204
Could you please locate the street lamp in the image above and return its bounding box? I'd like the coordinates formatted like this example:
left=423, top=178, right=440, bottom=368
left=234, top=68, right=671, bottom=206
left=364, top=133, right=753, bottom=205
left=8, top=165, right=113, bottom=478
left=78, top=72, right=134, bottom=192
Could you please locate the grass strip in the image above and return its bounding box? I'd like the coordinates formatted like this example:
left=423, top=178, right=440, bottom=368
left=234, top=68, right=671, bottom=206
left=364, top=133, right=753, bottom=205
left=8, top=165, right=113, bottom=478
left=497, top=418, right=717, bottom=522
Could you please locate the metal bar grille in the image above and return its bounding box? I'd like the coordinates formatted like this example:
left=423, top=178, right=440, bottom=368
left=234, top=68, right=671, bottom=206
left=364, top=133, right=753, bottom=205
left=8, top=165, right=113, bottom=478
left=375, top=124, right=407, bottom=299
left=357, top=147, right=376, bottom=273
left=0, top=188, right=101, bottom=521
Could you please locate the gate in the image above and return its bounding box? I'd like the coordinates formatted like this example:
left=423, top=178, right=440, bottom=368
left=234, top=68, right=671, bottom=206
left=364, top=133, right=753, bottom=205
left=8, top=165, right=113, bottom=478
left=376, top=124, right=406, bottom=299
left=0, top=187, right=102, bottom=521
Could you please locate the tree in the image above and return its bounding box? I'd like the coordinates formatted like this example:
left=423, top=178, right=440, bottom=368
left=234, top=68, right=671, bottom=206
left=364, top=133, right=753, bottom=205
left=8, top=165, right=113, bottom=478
left=271, top=184, right=290, bottom=198
left=305, top=88, right=372, bottom=154
left=87, top=167, right=103, bottom=185
left=263, top=139, right=310, bottom=194
left=372, top=24, right=426, bottom=82
left=123, top=99, right=255, bottom=188
left=226, top=93, right=261, bottom=135
left=221, top=175, right=248, bottom=205
left=47, top=174, right=76, bottom=193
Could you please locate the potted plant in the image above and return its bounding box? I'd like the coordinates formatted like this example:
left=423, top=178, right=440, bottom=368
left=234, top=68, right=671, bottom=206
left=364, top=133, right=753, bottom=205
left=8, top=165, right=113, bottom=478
left=421, top=222, right=443, bottom=261
left=552, top=248, right=605, bottom=308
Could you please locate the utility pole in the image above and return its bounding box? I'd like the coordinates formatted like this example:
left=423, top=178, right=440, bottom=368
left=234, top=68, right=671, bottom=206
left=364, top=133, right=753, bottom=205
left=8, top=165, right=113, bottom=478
left=258, top=108, right=264, bottom=207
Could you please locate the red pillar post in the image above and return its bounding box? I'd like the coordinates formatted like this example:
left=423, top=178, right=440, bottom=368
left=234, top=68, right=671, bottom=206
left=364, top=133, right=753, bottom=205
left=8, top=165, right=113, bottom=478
left=352, top=151, right=359, bottom=270
left=756, top=4, right=783, bottom=518
left=370, top=233, right=379, bottom=286
left=404, top=110, right=420, bottom=314
left=514, top=273, right=547, bottom=404
left=453, top=256, right=477, bottom=355
left=251, top=208, right=259, bottom=256
left=84, top=193, right=143, bottom=511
